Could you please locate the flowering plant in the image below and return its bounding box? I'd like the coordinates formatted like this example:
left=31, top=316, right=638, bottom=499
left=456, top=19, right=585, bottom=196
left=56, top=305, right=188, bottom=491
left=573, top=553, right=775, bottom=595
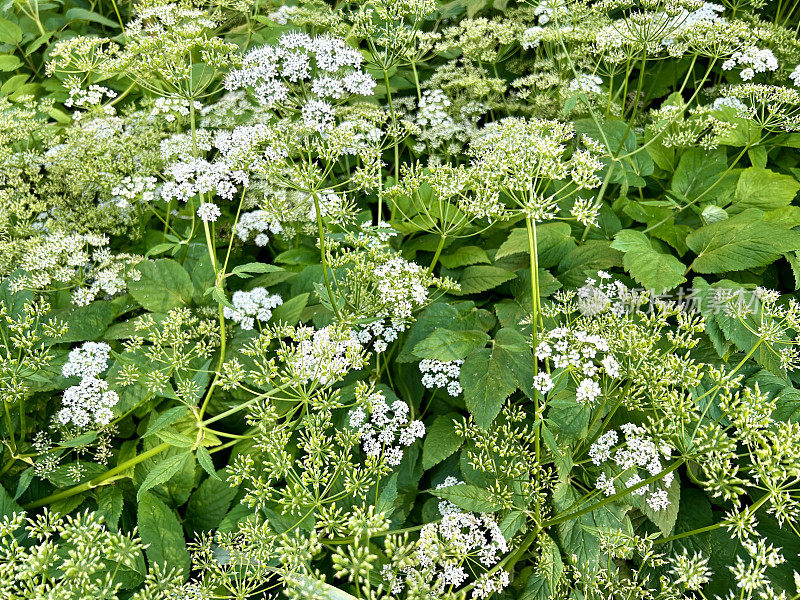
left=2, top=0, right=800, bottom=599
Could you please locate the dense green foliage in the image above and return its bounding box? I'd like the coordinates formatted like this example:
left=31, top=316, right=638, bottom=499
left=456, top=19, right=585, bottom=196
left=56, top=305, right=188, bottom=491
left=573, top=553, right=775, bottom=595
left=3, top=0, right=800, bottom=598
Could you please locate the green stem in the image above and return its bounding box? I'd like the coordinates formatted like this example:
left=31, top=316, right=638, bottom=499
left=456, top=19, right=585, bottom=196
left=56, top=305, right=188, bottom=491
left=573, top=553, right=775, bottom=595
left=312, top=190, right=343, bottom=321
left=427, top=234, right=447, bottom=275
left=23, top=443, right=171, bottom=509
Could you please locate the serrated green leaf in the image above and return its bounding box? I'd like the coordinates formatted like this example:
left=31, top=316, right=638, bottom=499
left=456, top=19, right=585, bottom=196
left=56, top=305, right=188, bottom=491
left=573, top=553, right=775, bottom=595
left=413, top=328, right=489, bottom=361
left=456, top=265, right=516, bottom=295
left=271, top=292, right=308, bottom=325
left=185, top=469, right=236, bottom=533
left=155, top=428, right=195, bottom=448
left=129, top=259, right=194, bottom=312
left=732, top=167, right=799, bottom=213
left=195, top=446, right=219, bottom=479
left=430, top=483, right=501, bottom=512
left=95, top=485, right=124, bottom=529
left=461, top=345, right=518, bottom=429
left=422, top=415, right=461, bottom=469
left=143, top=406, right=189, bottom=438
left=610, top=230, right=686, bottom=293
left=137, top=451, right=191, bottom=502
left=65, top=7, right=120, bottom=27
left=686, top=209, right=800, bottom=274
left=138, top=492, right=190, bottom=576
left=231, top=262, right=284, bottom=278
left=439, top=245, right=490, bottom=268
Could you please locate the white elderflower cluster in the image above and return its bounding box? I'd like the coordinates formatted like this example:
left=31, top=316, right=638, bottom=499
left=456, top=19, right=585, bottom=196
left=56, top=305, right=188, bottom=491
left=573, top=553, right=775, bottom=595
left=150, top=97, right=202, bottom=122
left=722, top=46, right=779, bottom=81
left=222, top=287, right=283, bottom=331
left=58, top=342, right=119, bottom=429
left=591, top=423, right=675, bottom=512
left=197, top=202, right=221, bottom=222
left=356, top=318, right=405, bottom=353
left=419, top=359, right=463, bottom=397
left=110, top=175, right=158, bottom=209
left=373, top=255, right=430, bottom=321
left=224, top=32, right=375, bottom=131
left=533, top=323, right=619, bottom=404
left=12, top=233, right=142, bottom=306
left=569, top=73, right=604, bottom=94
left=160, top=158, right=249, bottom=204
left=236, top=210, right=284, bottom=246
left=64, top=84, right=117, bottom=109
left=288, top=325, right=367, bottom=386
left=348, top=389, right=425, bottom=466
left=399, top=509, right=509, bottom=597
left=408, top=90, right=484, bottom=153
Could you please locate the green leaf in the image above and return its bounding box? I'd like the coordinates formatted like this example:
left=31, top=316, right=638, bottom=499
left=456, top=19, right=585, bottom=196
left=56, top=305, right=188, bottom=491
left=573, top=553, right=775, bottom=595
left=461, top=345, right=518, bottom=429
left=48, top=301, right=116, bottom=343
left=271, top=292, right=308, bottom=325
left=138, top=491, right=190, bottom=576
left=65, top=7, right=120, bottom=27
left=732, top=167, right=800, bottom=213
left=627, top=472, right=681, bottom=536
left=185, top=470, right=237, bottom=533
left=413, top=328, right=489, bottom=361
left=0, top=55, right=21, bottom=71
left=195, top=446, right=219, bottom=479
left=439, top=245, right=490, bottom=268
left=231, top=262, right=284, bottom=278
left=422, top=415, right=461, bottom=469
left=143, top=407, right=189, bottom=438
left=430, top=483, right=501, bottom=512
left=95, top=486, right=124, bottom=529
left=456, top=265, right=516, bottom=295
left=0, top=17, right=22, bottom=45
left=671, top=148, right=727, bottom=201
left=0, top=482, right=22, bottom=518
left=155, top=428, right=195, bottom=448
left=129, top=259, right=194, bottom=312
left=686, top=209, right=800, bottom=274
left=611, top=230, right=686, bottom=293
left=137, top=451, right=191, bottom=502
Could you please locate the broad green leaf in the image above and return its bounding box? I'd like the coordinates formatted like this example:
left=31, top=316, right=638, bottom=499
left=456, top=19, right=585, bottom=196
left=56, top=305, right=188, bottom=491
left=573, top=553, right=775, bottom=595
left=439, top=245, right=490, bottom=268
left=686, top=209, right=800, bottom=274
left=0, top=482, right=22, bottom=518
left=271, top=292, right=308, bottom=325
left=129, top=259, right=194, bottom=312
left=422, top=415, right=461, bottom=469
left=196, top=446, right=219, bottom=479
left=671, top=148, right=727, bottom=201
left=557, top=241, right=623, bottom=287
left=732, top=167, right=800, bottom=213
left=627, top=472, right=681, bottom=535
left=231, top=262, right=284, bottom=278
left=430, top=483, right=500, bottom=512
left=611, top=230, right=686, bottom=293
left=413, top=328, right=489, bottom=361
left=65, top=7, right=120, bottom=27
left=48, top=301, right=116, bottom=343
left=143, top=406, right=189, bottom=438
left=0, top=17, right=22, bottom=45
left=138, top=492, right=190, bottom=576
left=461, top=346, right=518, bottom=429
left=155, top=428, right=195, bottom=448
left=0, top=55, right=21, bottom=71
left=137, top=451, right=191, bottom=501
left=455, top=265, right=516, bottom=295
left=185, top=470, right=237, bottom=534
left=520, top=534, right=563, bottom=600
left=95, top=486, right=124, bottom=530
left=496, top=223, right=576, bottom=268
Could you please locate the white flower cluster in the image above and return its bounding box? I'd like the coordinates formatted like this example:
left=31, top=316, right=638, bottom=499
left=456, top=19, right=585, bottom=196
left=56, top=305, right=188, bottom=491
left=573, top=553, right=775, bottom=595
left=64, top=84, right=117, bottom=109
left=419, top=359, right=463, bottom=397
left=161, top=158, right=249, bottom=204
left=404, top=497, right=510, bottom=598
left=222, top=287, right=283, bottom=331
left=411, top=90, right=483, bottom=153
left=289, top=326, right=366, bottom=386
left=58, top=342, right=119, bottom=429
left=722, top=46, right=779, bottom=81
left=110, top=175, right=158, bottom=209
left=569, top=73, right=603, bottom=94
left=13, top=233, right=142, bottom=306
left=197, top=202, right=221, bottom=222
left=576, top=270, right=646, bottom=317
left=591, top=423, right=675, bottom=512
left=224, top=32, right=375, bottom=131
left=373, top=255, right=430, bottom=321
left=348, top=390, right=425, bottom=466
left=356, top=319, right=405, bottom=353
left=236, top=210, right=284, bottom=246
left=533, top=324, right=618, bottom=405
left=790, top=64, right=800, bottom=87
left=150, top=97, right=203, bottom=122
